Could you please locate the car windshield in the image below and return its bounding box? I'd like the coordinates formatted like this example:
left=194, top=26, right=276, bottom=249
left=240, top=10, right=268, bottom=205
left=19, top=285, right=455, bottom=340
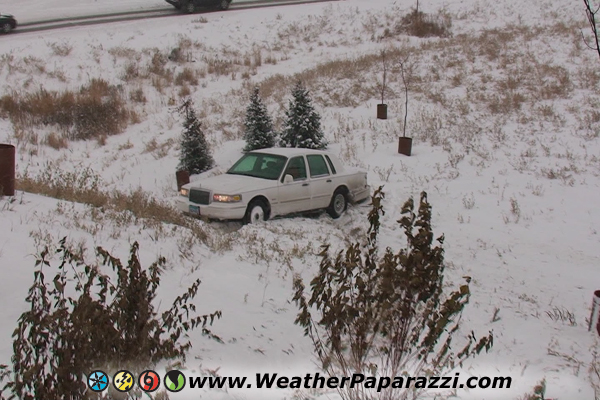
left=227, top=153, right=287, bottom=180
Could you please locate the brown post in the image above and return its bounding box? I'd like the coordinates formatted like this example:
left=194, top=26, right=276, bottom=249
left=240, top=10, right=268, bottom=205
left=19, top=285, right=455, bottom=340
left=398, top=137, right=413, bottom=156
left=590, top=290, right=600, bottom=336
left=176, top=170, right=190, bottom=191
left=377, top=104, right=388, bottom=120
left=0, top=144, right=15, bottom=196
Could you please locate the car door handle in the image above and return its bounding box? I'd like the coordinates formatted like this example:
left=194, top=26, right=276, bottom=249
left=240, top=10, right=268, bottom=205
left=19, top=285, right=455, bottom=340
left=326, top=179, right=332, bottom=182
left=302, top=183, right=309, bottom=186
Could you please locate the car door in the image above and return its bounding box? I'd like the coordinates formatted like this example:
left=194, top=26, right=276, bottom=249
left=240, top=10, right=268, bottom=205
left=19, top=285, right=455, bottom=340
left=306, top=154, right=333, bottom=210
left=277, top=156, right=312, bottom=215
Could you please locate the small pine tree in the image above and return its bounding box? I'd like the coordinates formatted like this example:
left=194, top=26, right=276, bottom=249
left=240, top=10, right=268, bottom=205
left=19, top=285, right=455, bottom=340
left=178, top=98, right=214, bottom=175
left=280, top=81, right=327, bottom=149
left=243, top=87, right=276, bottom=152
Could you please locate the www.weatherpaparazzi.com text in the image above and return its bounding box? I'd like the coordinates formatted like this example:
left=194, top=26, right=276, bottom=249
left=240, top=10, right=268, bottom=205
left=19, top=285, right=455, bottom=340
left=186, top=372, right=512, bottom=392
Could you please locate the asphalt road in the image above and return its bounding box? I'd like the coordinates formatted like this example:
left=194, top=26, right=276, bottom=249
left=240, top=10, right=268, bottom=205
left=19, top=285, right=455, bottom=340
left=14, top=0, right=342, bottom=34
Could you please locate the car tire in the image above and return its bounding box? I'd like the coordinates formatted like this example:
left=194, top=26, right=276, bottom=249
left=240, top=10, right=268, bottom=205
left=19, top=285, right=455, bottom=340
left=1, top=24, right=11, bottom=34
left=182, top=0, right=195, bottom=13
left=218, top=0, right=231, bottom=10
left=327, top=189, right=347, bottom=219
left=244, top=199, right=269, bottom=224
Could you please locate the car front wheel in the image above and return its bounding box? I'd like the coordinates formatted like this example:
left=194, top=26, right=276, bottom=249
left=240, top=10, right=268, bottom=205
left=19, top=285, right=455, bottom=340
left=244, top=199, right=268, bottom=224
left=2, top=24, right=12, bottom=34
left=327, top=189, right=348, bottom=219
left=218, top=0, right=231, bottom=10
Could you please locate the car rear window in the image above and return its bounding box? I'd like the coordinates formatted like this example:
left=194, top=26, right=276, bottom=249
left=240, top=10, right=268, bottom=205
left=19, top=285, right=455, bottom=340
left=307, top=155, right=330, bottom=177
left=324, top=155, right=337, bottom=174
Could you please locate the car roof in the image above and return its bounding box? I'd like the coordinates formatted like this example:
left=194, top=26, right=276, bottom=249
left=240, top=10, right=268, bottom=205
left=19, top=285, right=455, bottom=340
left=249, top=147, right=331, bottom=157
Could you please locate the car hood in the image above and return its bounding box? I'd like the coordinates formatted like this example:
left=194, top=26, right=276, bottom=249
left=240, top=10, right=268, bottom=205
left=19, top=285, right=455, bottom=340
left=185, top=173, right=276, bottom=194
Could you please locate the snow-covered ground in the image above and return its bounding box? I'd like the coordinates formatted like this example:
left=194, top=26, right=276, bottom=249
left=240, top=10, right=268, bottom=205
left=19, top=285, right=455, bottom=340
left=1, top=0, right=599, bottom=399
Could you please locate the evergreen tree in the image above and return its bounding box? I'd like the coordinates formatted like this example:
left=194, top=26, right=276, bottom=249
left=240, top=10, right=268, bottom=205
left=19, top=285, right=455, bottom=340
left=280, top=81, right=327, bottom=149
left=177, top=98, right=214, bottom=174
left=243, top=87, right=276, bottom=152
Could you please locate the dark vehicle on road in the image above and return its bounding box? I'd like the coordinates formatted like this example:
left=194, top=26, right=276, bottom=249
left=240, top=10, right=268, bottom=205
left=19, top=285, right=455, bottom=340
left=0, top=13, right=16, bottom=33
left=166, top=0, right=232, bottom=13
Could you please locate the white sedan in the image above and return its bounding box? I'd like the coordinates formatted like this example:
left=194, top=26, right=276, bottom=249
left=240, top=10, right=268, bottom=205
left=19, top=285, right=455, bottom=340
left=176, top=148, right=370, bottom=224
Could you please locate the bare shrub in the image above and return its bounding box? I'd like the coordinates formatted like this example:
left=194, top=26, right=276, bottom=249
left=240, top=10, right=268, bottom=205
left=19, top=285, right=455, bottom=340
left=509, top=197, right=521, bottom=223
left=175, top=67, right=199, bottom=86
left=18, top=166, right=105, bottom=207
left=118, top=139, right=134, bottom=150
left=205, top=57, right=235, bottom=76
left=16, top=166, right=210, bottom=243
left=179, top=85, right=191, bottom=98
left=536, top=65, right=572, bottom=99
left=144, top=137, right=175, bottom=159
left=487, top=92, right=527, bottom=114
left=253, top=52, right=387, bottom=107
left=590, top=345, right=600, bottom=400
left=0, top=79, right=130, bottom=141
left=108, top=46, right=140, bottom=60
left=71, top=79, right=129, bottom=140
left=396, top=10, right=452, bottom=38
left=462, top=192, right=475, bottom=209
left=23, top=56, right=46, bottom=74
left=129, top=109, right=141, bottom=125
left=151, top=76, right=165, bottom=94
left=47, top=68, right=67, bottom=82
left=264, top=53, right=278, bottom=65
left=168, top=47, right=185, bottom=63
left=293, top=188, right=493, bottom=400
left=540, top=167, right=575, bottom=185
left=47, top=41, right=73, bottom=57
left=0, top=237, right=221, bottom=400
left=44, top=132, right=69, bottom=150
left=147, top=50, right=169, bottom=76
left=518, top=379, right=546, bottom=400
left=0, top=89, right=76, bottom=128
left=129, top=87, right=147, bottom=103
left=582, top=0, right=600, bottom=62
left=546, top=306, right=577, bottom=326
left=121, top=61, right=140, bottom=81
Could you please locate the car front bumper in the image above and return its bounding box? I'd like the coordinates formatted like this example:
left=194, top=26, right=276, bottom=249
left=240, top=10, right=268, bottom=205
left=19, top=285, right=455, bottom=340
left=176, top=197, right=247, bottom=220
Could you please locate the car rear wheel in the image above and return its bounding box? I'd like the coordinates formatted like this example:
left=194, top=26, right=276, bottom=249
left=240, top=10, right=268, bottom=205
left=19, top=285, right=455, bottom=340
left=181, top=0, right=195, bottom=13
left=327, top=189, right=347, bottom=219
left=244, top=199, right=269, bottom=224
left=1, top=24, right=11, bottom=34
left=218, top=0, right=231, bottom=10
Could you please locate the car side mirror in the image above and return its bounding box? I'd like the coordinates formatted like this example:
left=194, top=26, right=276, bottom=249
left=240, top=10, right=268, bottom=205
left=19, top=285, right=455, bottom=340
left=283, top=174, right=293, bottom=184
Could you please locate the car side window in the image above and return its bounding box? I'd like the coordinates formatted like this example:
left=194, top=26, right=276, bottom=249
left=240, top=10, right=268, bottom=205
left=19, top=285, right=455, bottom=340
left=324, top=155, right=337, bottom=174
left=283, top=156, right=307, bottom=181
left=307, top=155, right=330, bottom=177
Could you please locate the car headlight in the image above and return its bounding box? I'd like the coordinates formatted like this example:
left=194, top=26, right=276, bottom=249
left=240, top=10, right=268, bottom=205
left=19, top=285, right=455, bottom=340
left=180, top=188, right=189, bottom=197
left=213, top=194, right=242, bottom=203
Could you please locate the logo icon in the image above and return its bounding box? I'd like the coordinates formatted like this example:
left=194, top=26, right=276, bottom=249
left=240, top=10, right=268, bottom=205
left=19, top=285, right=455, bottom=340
left=113, top=370, right=135, bottom=392
left=164, top=370, right=186, bottom=392
left=87, top=370, right=109, bottom=392
left=138, top=370, right=161, bottom=393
